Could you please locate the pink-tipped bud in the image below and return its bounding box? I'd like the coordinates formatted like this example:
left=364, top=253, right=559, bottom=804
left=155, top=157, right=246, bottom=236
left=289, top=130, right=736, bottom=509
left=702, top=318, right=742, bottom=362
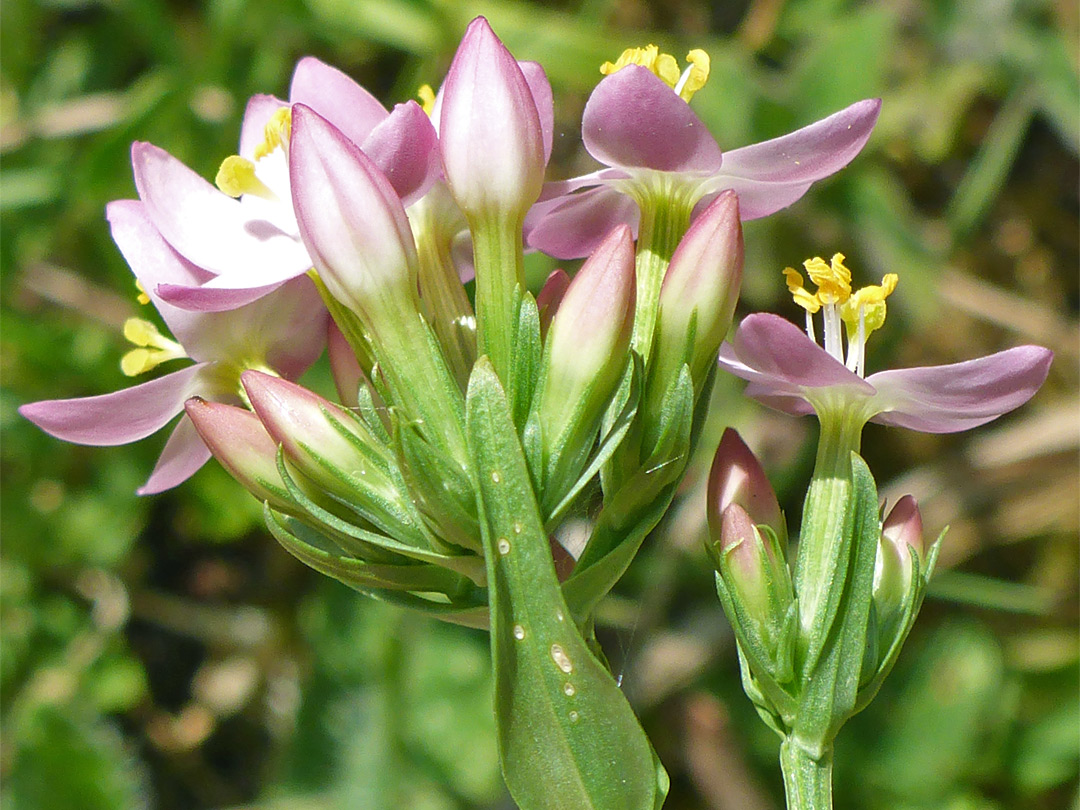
left=439, top=17, right=547, bottom=220
left=289, top=104, right=419, bottom=335
left=707, top=429, right=785, bottom=543
left=874, top=495, right=923, bottom=618
left=718, top=503, right=771, bottom=614
left=241, top=371, right=396, bottom=503
left=655, top=190, right=743, bottom=384
left=536, top=268, right=571, bottom=338
left=537, top=225, right=635, bottom=449
left=184, top=397, right=290, bottom=509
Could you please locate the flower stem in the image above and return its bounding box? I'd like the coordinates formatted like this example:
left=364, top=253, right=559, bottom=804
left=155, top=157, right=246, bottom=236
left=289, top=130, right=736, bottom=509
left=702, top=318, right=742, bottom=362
left=780, top=738, right=833, bottom=810
left=471, top=215, right=525, bottom=386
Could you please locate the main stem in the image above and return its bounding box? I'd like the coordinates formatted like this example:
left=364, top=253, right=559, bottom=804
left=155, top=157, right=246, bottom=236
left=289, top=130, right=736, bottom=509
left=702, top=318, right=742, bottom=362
left=780, top=738, right=833, bottom=810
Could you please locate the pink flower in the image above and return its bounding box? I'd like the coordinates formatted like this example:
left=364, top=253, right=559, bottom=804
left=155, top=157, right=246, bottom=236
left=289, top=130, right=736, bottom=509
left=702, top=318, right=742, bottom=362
left=19, top=200, right=327, bottom=494
left=526, top=59, right=880, bottom=259
left=141, top=57, right=440, bottom=312
left=717, top=312, right=1051, bottom=433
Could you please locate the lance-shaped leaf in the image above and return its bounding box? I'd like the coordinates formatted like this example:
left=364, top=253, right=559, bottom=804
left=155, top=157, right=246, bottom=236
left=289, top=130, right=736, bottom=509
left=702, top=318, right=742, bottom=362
left=466, top=358, right=667, bottom=810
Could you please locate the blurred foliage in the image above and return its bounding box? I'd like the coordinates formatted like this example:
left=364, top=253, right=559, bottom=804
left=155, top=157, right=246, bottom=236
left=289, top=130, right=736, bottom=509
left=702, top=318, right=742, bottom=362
left=1, top=0, right=1077, bottom=808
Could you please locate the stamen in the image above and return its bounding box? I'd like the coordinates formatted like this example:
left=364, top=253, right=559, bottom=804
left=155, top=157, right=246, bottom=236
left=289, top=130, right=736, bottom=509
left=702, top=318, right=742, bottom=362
left=254, top=107, right=293, bottom=161
left=215, top=156, right=277, bottom=200
left=417, top=84, right=436, bottom=116
left=135, top=280, right=150, bottom=306
left=121, top=318, right=187, bottom=377
left=601, top=45, right=708, bottom=99
left=673, top=50, right=710, bottom=101
left=803, top=253, right=851, bottom=305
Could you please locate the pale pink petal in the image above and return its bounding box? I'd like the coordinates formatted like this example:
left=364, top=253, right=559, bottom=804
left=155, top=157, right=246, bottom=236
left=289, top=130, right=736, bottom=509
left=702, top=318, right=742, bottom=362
left=19, top=363, right=208, bottom=446
left=582, top=65, right=723, bottom=174
left=155, top=281, right=287, bottom=312
left=867, top=346, right=1053, bottom=433
left=361, top=100, right=440, bottom=205
left=518, top=61, right=554, bottom=163
left=131, top=142, right=310, bottom=281
left=137, top=415, right=212, bottom=494
left=525, top=185, right=640, bottom=260
left=289, top=56, right=388, bottom=146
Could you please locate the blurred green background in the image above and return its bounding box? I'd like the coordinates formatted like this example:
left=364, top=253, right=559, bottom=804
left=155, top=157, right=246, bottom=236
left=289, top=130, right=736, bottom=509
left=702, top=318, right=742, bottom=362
left=2, top=0, right=1077, bottom=808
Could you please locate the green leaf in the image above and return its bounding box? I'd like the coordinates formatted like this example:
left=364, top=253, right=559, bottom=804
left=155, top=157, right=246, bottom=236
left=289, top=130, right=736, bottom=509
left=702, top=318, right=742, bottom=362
left=466, top=357, right=667, bottom=810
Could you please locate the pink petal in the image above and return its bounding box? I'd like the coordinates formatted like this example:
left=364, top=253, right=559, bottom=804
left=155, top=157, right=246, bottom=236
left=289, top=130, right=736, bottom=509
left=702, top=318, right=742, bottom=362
left=582, top=65, right=723, bottom=174
left=361, top=100, right=440, bottom=206
left=19, top=363, right=208, bottom=446
left=137, top=415, right=211, bottom=494
left=730, top=313, right=874, bottom=393
left=702, top=99, right=881, bottom=219
left=239, top=94, right=288, bottom=159
left=525, top=185, right=640, bottom=259
left=105, top=199, right=212, bottom=343
left=328, top=320, right=364, bottom=408
left=867, top=345, right=1053, bottom=433
left=131, top=142, right=310, bottom=280
left=518, top=61, right=554, bottom=163
left=289, top=56, right=389, bottom=146
left=257, top=276, right=330, bottom=380
left=155, top=281, right=287, bottom=312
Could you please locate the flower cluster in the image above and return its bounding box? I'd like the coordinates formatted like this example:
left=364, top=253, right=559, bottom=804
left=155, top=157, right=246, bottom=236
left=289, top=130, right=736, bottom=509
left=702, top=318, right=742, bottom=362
left=20, top=17, right=1053, bottom=810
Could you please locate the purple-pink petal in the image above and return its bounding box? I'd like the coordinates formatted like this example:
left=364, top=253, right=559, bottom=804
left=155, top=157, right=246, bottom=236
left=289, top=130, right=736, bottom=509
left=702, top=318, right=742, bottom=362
left=289, top=56, right=389, bottom=147
left=361, top=100, right=440, bottom=206
left=582, top=65, right=723, bottom=174
left=137, top=415, right=212, bottom=494
left=518, top=61, right=554, bottom=163
left=700, top=99, right=881, bottom=220
left=19, top=363, right=208, bottom=446
left=525, top=185, right=641, bottom=260
left=867, top=345, right=1053, bottom=433
left=729, top=313, right=874, bottom=394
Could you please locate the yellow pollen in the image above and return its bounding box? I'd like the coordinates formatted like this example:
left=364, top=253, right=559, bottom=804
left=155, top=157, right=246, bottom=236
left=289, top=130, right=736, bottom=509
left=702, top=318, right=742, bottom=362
left=841, top=273, right=898, bottom=339
left=417, top=84, right=436, bottom=116
left=135, top=280, right=151, bottom=306
left=121, top=318, right=187, bottom=377
left=802, top=253, right=851, bottom=305
left=783, top=267, right=821, bottom=313
left=254, top=106, right=293, bottom=160
left=215, top=155, right=276, bottom=200
left=601, top=45, right=711, bottom=101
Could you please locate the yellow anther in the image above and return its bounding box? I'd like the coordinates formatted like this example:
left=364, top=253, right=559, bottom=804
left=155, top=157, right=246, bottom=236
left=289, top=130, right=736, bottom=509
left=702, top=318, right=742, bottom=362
left=121, top=318, right=186, bottom=377
left=135, top=280, right=150, bottom=306
left=254, top=107, right=293, bottom=160
left=803, top=253, right=851, bottom=305
left=841, top=273, right=898, bottom=338
left=677, top=49, right=710, bottom=101
left=601, top=45, right=680, bottom=88
left=783, top=267, right=821, bottom=313
left=601, top=45, right=710, bottom=101
left=215, top=155, right=276, bottom=200
left=417, top=84, right=436, bottom=116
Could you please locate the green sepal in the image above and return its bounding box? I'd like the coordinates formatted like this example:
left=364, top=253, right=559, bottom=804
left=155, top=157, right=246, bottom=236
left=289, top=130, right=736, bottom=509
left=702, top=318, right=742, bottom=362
left=266, top=506, right=475, bottom=597
left=272, top=449, right=486, bottom=584
left=736, top=646, right=789, bottom=738
left=355, top=382, right=392, bottom=444
left=542, top=356, right=641, bottom=527
left=507, top=287, right=541, bottom=430
left=310, top=269, right=376, bottom=377
left=393, top=417, right=480, bottom=554
left=560, top=365, right=694, bottom=622
left=791, top=452, right=880, bottom=757
left=466, top=357, right=667, bottom=810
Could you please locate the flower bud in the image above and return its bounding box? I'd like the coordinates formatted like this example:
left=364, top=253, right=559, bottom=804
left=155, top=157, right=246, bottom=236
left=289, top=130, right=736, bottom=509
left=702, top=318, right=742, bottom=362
left=327, top=320, right=366, bottom=409
left=707, top=428, right=785, bottom=543
left=535, top=268, right=570, bottom=338
left=289, top=103, right=420, bottom=337
left=873, top=495, right=923, bottom=621
left=536, top=226, right=635, bottom=461
left=653, top=190, right=743, bottom=386
left=439, top=16, right=546, bottom=221
left=184, top=397, right=291, bottom=510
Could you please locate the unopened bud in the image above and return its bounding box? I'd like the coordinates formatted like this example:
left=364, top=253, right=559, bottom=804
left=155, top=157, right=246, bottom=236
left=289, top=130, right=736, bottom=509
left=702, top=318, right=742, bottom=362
left=707, top=428, right=785, bottom=543
left=873, top=495, right=922, bottom=620
left=536, top=268, right=570, bottom=338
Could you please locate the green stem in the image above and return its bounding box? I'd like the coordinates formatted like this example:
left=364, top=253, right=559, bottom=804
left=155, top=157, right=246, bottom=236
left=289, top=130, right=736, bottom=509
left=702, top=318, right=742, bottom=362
left=471, top=216, right=525, bottom=385
left=781, top=738, right=833, bottom=810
